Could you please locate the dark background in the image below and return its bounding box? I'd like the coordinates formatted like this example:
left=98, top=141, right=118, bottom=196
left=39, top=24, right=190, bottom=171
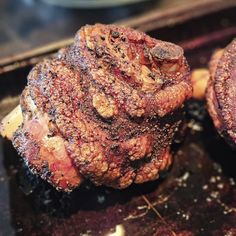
left=0, top=0, right=195, bottom=59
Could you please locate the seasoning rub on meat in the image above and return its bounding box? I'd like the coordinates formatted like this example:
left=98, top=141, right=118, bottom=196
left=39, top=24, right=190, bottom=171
left=0, top=24, right=192, bottom=192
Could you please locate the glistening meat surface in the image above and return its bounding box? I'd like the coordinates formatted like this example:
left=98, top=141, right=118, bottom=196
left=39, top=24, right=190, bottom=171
left=12, top=24, right=192, bottom=191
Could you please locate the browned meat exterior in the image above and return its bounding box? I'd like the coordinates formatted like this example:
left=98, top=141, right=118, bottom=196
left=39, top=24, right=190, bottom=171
left=12, top=24, right=192, bottom=191
left=206, top=39, right=236, bottom=147
left=13, top=88, right=83, bottom=191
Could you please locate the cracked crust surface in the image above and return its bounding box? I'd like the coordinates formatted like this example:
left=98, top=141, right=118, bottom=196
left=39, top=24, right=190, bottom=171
left=12, top=24, right=192, bottom=191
